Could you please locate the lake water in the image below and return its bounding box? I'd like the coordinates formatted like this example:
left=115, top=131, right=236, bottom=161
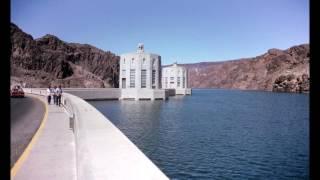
left=89, top=89, right=309, bottom=179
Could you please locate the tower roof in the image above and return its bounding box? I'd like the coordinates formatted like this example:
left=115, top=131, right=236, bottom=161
left=137, top=43, right=144, bottom=53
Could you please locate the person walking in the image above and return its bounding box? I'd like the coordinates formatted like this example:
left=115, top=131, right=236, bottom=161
left=53, top=86, right=57, bottom=105
left=50, top=86, right=54, bottom=103
left=46, top=85, right=52, bottom=104
left=56, top=85, right=63, bottom=106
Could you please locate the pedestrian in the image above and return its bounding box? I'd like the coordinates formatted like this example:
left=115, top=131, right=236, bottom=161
left=53, top=86, right=57, bottom=105
left=56, top=85, right=63, bottom=106
left=46, top=85, right=52, bottom=104
left=50, top=86, right=54, bottom=103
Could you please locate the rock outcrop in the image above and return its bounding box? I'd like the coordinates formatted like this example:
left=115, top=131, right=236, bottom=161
left=272, top=73, right=309, bottom=93
left=182, top=44, right=309, bottom=93
left=11, top=23, right=119, bottom=88
left=11, top=23, right=309, bottom=92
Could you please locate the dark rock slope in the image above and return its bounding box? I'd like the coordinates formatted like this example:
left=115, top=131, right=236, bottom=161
left=11, top=23, right=309, bottom=92
left=11, top=23, right=119, bottom=88
left=182, top=44, right=309, bottom=93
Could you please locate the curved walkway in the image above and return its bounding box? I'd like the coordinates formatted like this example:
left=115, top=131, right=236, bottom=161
left=11, top=94, right=76, bottom=180
left=12, top=89, right=168, bottom=180
left=11, top=95, right=45, bottom=167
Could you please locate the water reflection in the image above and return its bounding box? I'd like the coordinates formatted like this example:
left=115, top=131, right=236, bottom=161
left=89, top=89, right=309, bottom=179
left=118, top=100, right=163, bottom=154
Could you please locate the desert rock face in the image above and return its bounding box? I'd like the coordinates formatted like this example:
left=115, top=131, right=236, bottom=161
left=11, top=23, right=309, bottom=92
left=182, top=44, right=309, bottom=93
left=11, top=23, right=119, bottom=88
left=272, top=73, right=309, bottom=93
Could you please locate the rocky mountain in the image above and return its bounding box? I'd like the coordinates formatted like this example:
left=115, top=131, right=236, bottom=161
left=11, top=23, right=309, bottom=92
left=181, top=44, right=309, bottom=93
left=11, top=23, right=119, bottom=88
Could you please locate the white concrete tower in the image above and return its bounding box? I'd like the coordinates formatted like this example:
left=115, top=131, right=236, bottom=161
left=162, top=62, right=191, bottom=95
left=119, top=44, right=166, bottom=100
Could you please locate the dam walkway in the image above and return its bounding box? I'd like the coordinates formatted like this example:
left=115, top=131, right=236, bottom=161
left=12, top=89, right=169, bottom=180
left=11, top=94, right=76, bottom=180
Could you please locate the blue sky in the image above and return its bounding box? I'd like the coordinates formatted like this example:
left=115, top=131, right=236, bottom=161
left=11, top=0, right=309, bottom=65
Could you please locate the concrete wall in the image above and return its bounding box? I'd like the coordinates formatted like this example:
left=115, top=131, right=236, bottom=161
left=176, top=88, right=192, bottom=95
left=63, top=88, right=121, bottom=100
left=121, top=89, right=167, bottom=100
left=26, top=87, right=189, bottom=99
left=26, top=88, right=170, bottom=101
left=24, top=88, right=121, bottom=100
left=165, top=89, right=176, bottom=96
left=23, top=88, right=169, bottom=180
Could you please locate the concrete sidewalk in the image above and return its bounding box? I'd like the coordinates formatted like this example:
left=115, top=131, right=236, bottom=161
left=13, top=95, right=76, bottom=180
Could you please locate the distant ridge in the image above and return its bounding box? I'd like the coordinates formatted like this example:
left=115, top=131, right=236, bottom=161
left=11, top=22, right=119, bottom=88
left=11, top=23, right=309, bottom=92
left=180, top=44, right=309, bottom=92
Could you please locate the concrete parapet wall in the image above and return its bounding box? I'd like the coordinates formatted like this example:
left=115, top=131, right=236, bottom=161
left=23, top=88, right=169, bottom=180
left=121, top=89, right=167, bottom=100
left=165, top=89, right=176, bottom=96
left=176, top=88, right=192, bottom=95
left=23, top=88, right=186, bottom=100
left=63, top=88, right=121, bottom=100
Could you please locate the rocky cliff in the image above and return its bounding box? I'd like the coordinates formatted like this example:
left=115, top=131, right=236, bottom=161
left=11, top=23, right=309, bottom=92
left=11, top=23, right=119, bottom=88
left=182, top=44, right=309, bottom=93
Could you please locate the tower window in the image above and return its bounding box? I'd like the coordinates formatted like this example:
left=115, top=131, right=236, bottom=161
left=130, top=69, right=135, bottom=88
left=152, top=70, right=156, bottom=85
left=141, top=69, right=146, bottom=88
left=183, top=77, right=185, bottom=88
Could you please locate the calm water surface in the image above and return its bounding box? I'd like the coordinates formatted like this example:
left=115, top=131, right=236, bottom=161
left=89, top=89, right=309, bottom=179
